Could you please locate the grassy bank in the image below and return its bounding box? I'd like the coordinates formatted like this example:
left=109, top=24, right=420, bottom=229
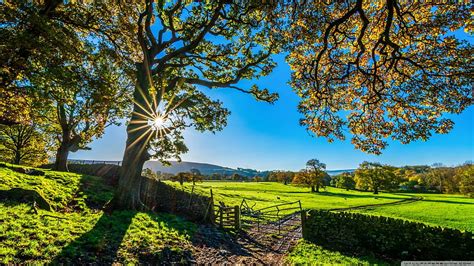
left=0, top=165, right=195, bottom=264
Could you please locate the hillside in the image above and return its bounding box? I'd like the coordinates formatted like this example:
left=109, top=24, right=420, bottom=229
left=145, top=160, right=353, bottom=177
left=0, top=164, right=195, bottom=264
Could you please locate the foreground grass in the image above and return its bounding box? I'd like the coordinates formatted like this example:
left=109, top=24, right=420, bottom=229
left=287, top=240, right=390, bottom=265
left=354, top=193, right=474, bottom=232
left=0, top=165, right=195, bottom=264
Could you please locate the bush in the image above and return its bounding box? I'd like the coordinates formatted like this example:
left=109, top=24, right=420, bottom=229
left=303, top=210, right=474, bottom=261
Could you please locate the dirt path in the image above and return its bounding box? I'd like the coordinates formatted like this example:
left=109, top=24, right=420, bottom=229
left=192, top=213, right=302, bottom=265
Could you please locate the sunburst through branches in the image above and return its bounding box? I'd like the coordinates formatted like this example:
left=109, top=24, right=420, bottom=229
left=127, top=85, right=187, bottom=156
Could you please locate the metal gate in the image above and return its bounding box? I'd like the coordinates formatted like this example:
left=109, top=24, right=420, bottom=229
left=240, top=199, right=303, bottom=235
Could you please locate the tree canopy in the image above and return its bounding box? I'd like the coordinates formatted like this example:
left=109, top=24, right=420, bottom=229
left=287, top=1, right=473, bottom=154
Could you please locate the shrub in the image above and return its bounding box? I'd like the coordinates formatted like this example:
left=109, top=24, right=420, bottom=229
left=303, top=210, right=474, bottom=261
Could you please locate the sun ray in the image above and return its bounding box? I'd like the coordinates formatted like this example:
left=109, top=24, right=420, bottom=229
left=129, top=117, right=151, bottom=124
left=137, top=83, right=154, bottom=112
left=128, top=127, right=153, bottom=148
left=127, top=124, right=152, bottom=134
left=132, top=99, right=155, bottom=118
left=136, top=129, right=155, bottom=157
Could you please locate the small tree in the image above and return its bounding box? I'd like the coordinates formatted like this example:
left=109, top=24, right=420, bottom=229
left=331, top=173, right=356, bottom=191
left=31, top=49, right=130, bottom=172
left=354, top=162, right=399, bottom=194
left=189, top=168, right=203, bottom=185
left=0, top=123, right=48, bottom=166
left=306, top=159, right=327, bottom=192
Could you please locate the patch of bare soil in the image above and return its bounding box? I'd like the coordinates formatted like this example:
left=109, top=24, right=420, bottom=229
left=192, top=214, right=302, bottom=265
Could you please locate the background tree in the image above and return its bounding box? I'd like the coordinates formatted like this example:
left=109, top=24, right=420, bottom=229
left=292, top=170, right=316, bottom=192
left=305, top=159, right=327, bottom=192
left=268, top=171, right=295, bottom=185
left=30, top=49, right=131, bottom=171
left=189, top=168, right=203, bottom=185
left=354, top=162, right=400, bottom=194
left=331, top=173, right=356, bottom=191
left=114, top=1, right=281, bottom=210
left=287, top=1, right=473, bottom=154
left=0, top=123, right=48, bottom=166
left=458, top=165, right=474, bottom=198
left=142, top=168, right=159, bottom=180
left=172, top=172, right=191, bottom=186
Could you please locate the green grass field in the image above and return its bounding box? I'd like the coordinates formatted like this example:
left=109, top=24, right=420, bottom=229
left=354, top=193, right=474, bottom=232
left=170, top=181, right=473, bottom=231
left=168, top=181, right=410, bottom=212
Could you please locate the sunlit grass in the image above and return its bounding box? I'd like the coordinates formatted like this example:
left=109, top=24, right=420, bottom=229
left=0, top=165, right=195, bottom=264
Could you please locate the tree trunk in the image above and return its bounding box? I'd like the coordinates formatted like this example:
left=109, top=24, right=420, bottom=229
left=13, top=150, right=21, bottom=165
left=373, top=186, right=379, bottom=194
left=112, top=63, right=154, bottom=210
left=315, top=184, right=320, bottom=192
left=311, top=185, right=315, bottom=192
left=54, top=142, right=70, bottom=171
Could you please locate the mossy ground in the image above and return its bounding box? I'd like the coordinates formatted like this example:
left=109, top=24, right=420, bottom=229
left=0, top=164, right=195, bottom=264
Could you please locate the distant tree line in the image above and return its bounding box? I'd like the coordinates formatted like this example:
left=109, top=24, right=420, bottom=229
left=147, top=159, right=473, bottom=198
left=331, top=161, right=474, bottom=197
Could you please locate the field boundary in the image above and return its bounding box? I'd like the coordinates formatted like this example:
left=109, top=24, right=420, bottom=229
left=328, top=196, right=423, bottom=212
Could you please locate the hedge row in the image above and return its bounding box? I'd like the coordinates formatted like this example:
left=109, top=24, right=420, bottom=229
left=303, top=210, right=474, bottom=261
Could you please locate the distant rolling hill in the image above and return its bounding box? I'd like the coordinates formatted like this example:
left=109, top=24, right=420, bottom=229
left=143, top=160, right=269, bottom=177
left=69, top=159, right=353, bottom=177
left=143, top=160, right=354, bottom=177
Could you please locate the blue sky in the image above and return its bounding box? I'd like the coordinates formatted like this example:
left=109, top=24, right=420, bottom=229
left=71, top=51, right=474, bottom=171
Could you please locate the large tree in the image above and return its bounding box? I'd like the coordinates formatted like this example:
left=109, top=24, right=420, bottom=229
left=29, top=48, right=131, bottom=171
left=1, top=1, right=138, bottom=126
left=113, top=1, right=281, bottom=209
left=287, top=1, right=473, bottom=154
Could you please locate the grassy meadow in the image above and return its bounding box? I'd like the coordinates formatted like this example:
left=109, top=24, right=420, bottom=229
left=354, top=193, right=474, bottom=232
left=169, top=181, right=473, bottom=231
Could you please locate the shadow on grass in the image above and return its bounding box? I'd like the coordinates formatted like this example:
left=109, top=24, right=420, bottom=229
left=419, top=198, right=474, bottom=205
left=285, top=190, right=405, bottom=201
left=51, top=211, right=136, bottom=264
left=51, top=211, right=197, bottom=264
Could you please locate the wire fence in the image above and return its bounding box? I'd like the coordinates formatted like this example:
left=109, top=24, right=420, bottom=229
left=67, top=159, right=122, bottom=166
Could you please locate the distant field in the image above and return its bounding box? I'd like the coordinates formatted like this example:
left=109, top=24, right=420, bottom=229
left=170, top=181, right=473, bottom=231
left=168, top=181, right=409, bottom=210
left=354, top=193, right=474, bottom=232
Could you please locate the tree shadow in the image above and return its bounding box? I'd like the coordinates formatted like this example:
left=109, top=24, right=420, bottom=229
left=310, top=191, right=405, bottom=201
left=51, top=211, right=136, bottom=264
left=420, top=198, right=474, bottom=205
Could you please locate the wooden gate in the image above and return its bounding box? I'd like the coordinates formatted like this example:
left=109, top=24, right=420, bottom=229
left=214, top=202, right=241, bottom=230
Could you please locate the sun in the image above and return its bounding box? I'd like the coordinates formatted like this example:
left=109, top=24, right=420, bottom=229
left=148, top=116, right=165, bottom=131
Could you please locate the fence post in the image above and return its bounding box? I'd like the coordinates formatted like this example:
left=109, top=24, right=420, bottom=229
left=234, top=205, right=241, bottom=230
left=301, top=210, right=306, bottom=239
left=219, top=207, right=223, bottom=228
